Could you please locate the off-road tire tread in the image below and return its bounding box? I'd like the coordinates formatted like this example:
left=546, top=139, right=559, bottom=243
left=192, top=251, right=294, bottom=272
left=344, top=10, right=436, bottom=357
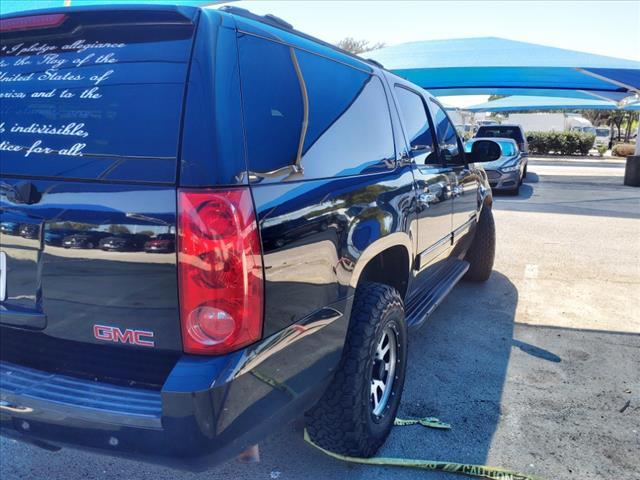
left=464, top=204, right=495, bottom=282
left=304, top=282, right=405, bottom=457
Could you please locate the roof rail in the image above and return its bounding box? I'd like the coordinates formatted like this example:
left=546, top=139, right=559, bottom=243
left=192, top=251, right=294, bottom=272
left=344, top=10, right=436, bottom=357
left=219, top=6, right=293, bottom=30
left=365, top=58, right=385, bottom=69
left=218, top=5, right=381, bottom=72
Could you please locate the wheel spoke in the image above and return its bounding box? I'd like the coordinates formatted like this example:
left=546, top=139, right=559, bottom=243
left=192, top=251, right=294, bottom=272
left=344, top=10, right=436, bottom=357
left=370, top=327, right=398, bottom=417
left=371, top=380, right=384, bottom=410
left=376, top=341, right=390, bottom=360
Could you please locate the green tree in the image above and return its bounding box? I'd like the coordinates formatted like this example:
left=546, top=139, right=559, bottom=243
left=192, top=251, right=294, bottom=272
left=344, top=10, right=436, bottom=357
left=108, top=224, right=131, bottom=234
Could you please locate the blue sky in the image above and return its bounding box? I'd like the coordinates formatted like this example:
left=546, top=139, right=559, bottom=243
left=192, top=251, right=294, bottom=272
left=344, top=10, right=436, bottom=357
left=232, top=1, right=639, bottom=62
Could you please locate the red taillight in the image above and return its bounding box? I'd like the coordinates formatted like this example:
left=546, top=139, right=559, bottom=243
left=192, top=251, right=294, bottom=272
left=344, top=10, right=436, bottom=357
left=0, top=14, right=67, bottom=33
left=178, top=188, right=263, bottom=355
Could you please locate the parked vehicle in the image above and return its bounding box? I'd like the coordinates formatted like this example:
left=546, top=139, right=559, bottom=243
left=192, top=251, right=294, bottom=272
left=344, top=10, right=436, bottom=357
left=144, top=233, right=176, bottom=253
left=465, top=138, right=527, bottom=194
left=0, top=221, right=20, bottom=235
left=44, top=229, right=77, bottom=246
left=475, top=124, right=530, bottom=156
left=594, top=126, right=612, bottom=148
left=62, top=231, right=109, bottom=249
left=0, top=4, right=503, bottom=469
left=100, top=233, right=150, bottom=252
left=18, top=223, right=40, bottom=239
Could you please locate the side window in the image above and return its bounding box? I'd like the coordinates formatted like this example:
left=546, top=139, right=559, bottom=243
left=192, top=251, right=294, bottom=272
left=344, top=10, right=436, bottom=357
left=238, top=35, right=303, bottom=174
left=296, top=51, right=395, bottom=178
left=427, top=98, right=464, bottom=165
left=238, top=35, right=394, bottom=179
left=393, top=86, right=438, bottom=165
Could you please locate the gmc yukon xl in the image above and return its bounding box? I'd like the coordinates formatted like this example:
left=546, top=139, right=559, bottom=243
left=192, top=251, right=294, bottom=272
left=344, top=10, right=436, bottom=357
left=0, top=4, right=502, bottom=469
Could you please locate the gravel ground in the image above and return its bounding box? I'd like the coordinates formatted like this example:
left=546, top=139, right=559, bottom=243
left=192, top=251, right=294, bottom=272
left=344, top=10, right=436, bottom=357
left=1, top=156, right=639, bottom=480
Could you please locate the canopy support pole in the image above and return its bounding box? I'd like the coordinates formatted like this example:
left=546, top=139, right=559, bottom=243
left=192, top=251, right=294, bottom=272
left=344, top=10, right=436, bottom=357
left=575, top=68, right=640, bottom=96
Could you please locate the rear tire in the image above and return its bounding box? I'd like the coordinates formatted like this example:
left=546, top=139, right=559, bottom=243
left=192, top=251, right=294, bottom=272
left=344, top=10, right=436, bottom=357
left=464, top=204, right=495, bottom=282
left=305, top=282, right=407, bottom=457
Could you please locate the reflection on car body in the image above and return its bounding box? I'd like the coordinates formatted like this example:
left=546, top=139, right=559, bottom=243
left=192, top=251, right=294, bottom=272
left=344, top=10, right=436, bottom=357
left=44, top=229, right=77, bottom=246
left=62, top=231, right=109, bottom=249
left=0, top=221, right=20, bottom=235
left=18, top=223, right=40, bottom=240
left=144, top=233, right=176, bottom=253
left=100, top=233, right=150, bottom=252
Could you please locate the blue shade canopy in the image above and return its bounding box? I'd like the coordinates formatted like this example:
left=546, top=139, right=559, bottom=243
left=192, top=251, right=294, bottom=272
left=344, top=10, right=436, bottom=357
left=0, top=0, right=223, bottom=15
left=368, top=37, right=640, bottom=99
left=431, top=88, right=630, bottom=102
left=465, top=95, right=620, bottom=112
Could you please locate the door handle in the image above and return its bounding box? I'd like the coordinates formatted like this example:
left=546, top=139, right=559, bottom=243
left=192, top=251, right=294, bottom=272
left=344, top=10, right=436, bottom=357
left=418, top=192, right=438, bottom=207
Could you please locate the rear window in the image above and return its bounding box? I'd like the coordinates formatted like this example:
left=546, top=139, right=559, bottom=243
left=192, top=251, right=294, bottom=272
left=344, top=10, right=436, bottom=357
left=0, top=9, right=195, bottom=183
left=476, top=126, right=524, bottom=143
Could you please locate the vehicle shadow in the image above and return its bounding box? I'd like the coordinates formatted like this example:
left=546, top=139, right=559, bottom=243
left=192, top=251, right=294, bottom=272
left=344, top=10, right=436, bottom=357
left=380, top=270, right=524, bottom=469
left=492, top=183, right=534, bottom=200
left=493, top=169, right=640, bottom=220
left=204, top=270, right=524, bottom=480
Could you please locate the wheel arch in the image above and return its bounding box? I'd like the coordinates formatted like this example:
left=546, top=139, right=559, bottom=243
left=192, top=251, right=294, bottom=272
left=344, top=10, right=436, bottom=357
left=349, top=232, right=413, bottom=300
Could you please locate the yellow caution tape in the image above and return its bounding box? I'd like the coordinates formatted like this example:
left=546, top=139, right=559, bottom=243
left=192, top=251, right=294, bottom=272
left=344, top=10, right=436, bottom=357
left=304, top=417, right=545, bottom=480
left=394, top=416, right=451, bottom=429
left=250, top=367, right=542, bottom=479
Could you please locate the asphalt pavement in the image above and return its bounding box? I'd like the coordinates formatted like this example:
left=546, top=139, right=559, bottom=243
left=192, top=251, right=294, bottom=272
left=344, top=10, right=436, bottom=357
left=1, top=156, right=639, bottom=480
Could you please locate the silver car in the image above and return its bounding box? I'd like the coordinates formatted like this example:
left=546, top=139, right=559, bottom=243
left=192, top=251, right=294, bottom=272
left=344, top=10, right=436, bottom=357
left=465, top=137, right=527, bottom=195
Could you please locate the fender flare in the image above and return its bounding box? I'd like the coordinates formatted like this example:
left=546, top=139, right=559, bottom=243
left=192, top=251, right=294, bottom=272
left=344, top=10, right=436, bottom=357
left=348, top=232, right=413, bottom=290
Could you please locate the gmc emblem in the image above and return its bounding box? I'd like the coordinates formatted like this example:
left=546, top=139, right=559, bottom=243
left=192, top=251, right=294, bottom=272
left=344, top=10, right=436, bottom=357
left=93, top=324, right=155, bottom=347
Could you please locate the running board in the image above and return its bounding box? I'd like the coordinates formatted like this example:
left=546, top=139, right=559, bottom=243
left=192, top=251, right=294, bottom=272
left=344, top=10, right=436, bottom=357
left=405, top=260, right=469, bottom=330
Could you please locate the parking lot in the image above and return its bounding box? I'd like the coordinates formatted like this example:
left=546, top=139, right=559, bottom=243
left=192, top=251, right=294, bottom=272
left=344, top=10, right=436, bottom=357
left=1, top=156, right=639, bottom=480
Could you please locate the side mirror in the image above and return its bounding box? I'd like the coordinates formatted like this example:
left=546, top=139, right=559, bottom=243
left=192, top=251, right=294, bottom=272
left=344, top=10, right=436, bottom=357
left=439, top=148, right=453, bottom=163
left=469, top=140, right=502, bottom=163
left=526, top=136, right=534, bottom=142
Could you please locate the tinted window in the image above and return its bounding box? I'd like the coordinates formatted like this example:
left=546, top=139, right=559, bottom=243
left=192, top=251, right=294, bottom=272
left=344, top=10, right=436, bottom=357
left=476, top=126, right=525, bottom=143
left=239, top=35, right=394, bottom=180
left=0, top=10, right=195, bottom=183
left=427, top=98, right=464, bottom=165
left=238, top=35, right=303, bottom=174
left=394, top=86, right=437, bottom=164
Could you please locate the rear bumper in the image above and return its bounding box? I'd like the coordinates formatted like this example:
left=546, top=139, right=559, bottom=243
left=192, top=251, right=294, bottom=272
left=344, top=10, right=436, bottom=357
left=0, top=304, right=348, bottom=470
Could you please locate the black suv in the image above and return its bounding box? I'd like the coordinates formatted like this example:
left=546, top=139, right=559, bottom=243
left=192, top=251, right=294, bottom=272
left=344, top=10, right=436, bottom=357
left=0, top=4, right=503, bottom=469
left=475, top=123, right=530, bottom=156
